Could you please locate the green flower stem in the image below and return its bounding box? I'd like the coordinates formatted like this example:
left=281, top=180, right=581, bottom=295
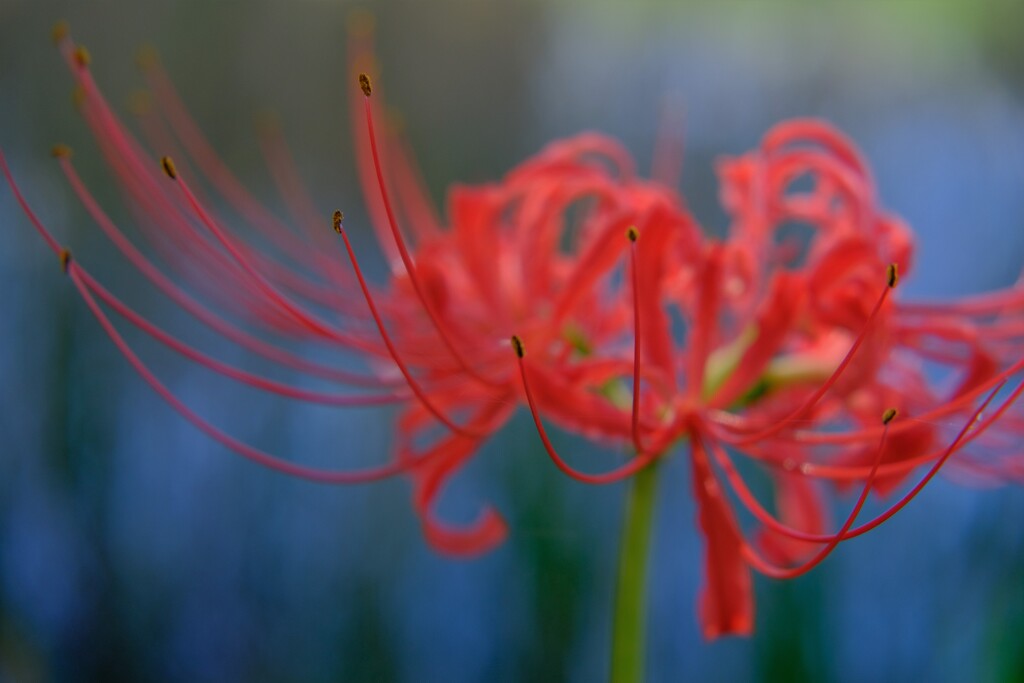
left=610, top=459, right=660, bottom=683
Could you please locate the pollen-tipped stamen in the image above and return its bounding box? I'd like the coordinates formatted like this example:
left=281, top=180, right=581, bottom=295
left=728, top=406, right=893, bottom=579
left=160, top=155, right=177, bottom=179
left=139, top=53, right=339, bottom=274
left=723, top=265, right=897, bottom=446
left=73, top=45, right=91, bottom=68
left=511, top=335, right=524, bottom=359
left=76, top=266, right=409, bottom=406
left=627, top=227, right=650, bottom=455
left=513, top=336, right=659, bottom=484
left=65, top=265, right=415, bottom=484
left=56, top=153, right=393, bottom=387
left=819, top=380, right=1009, bottom=540
left=360, top=74, right=503, bottom=389
left=710, top=380, right=1011, bottom=548
left=337, top=221, right=489, bottom=439
left=167, top=164, right=375, bottom=350
left=254, top=118, right=354, bottom=282
left=772, top=355, right=1024, bottom=449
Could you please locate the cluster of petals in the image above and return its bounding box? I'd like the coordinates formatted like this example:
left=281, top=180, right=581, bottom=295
left=4, top=24, right=1022, bottom=639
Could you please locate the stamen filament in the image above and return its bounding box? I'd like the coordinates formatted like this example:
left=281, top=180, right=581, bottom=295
left=628, top=227, right=649, bottom=454
left=360, top=79, right=501, bottom=388
left=338, top=224, right=489, bottom=439
left=724, top=409, right=891, bottom=579
left=514, top=336, right=659, bottom=484
left=723, top=268, right=896, bottom=445
left=809, top=381, right=1010, bottom=539
left=169, top=163, right=378, bottom=351
left=65, top=262, right=414, bottom=484
left=77, top=267, right=409, bottom=406
left=742, top=356, right=1024, bottom=449
left=0, top=149, right=62, bottom=255
left=57, top=154, right=395, bottom=387
left=708, top=381, right=1008, bottom=546
left=140, top=53, right=331, bottom=269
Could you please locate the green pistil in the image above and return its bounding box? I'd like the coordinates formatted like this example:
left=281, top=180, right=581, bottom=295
left=733, top=354, right=836, bottom=408
left=704, top=325, right=837, bottom=409
left=702, top=323, right=758, bottom=400
left=563, top=323, right=593, bottom=357
left=600, top=379, right=633, bottom=408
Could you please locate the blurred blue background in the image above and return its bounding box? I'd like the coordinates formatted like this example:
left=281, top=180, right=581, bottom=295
left=1, top=1, right=1023, bottom=681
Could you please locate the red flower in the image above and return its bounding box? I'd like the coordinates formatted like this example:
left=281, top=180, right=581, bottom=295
left=515, top=119, right=1024, bottom=637
left=4, top=24, right=696, bottom=556
left=4, top=24, right=1022, bottom=640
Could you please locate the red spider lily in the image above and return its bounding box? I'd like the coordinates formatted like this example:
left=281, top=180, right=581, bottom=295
left=515, top=118, right=1024, bottom=637
left=4, top=23, right=1023, bottom=640
left=4, top=24, right=699, bottom=556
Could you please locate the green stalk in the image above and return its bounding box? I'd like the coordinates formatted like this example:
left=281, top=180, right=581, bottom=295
left=610, top=460, right=660, bottom=683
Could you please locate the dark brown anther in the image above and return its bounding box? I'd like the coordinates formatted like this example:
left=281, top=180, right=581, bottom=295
left=358, top=73, right=373, bottom=97
left=73, top=45, right=91, bottom=67
left=882, top=407, right=898, bottom=425
left=160, top=156, right=177, bottom=179
left=626, top=226, right=639, bottom=242
left=511, top=335, right=525, bottom=359
left=332, top=210, right=345, bottom=234
left=887, top=263, right=898, bottom=289
left=59, top=249, right=72, bottom=274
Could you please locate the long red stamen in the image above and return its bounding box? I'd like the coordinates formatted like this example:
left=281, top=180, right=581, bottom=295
left=139, top=51, right=330, bottom=269
left=255, top=116, right=350, bottom=261
left=752, top=356, right=1024, bottom=449
left=61, top=43, right=322, bottom=317
left=628, top=226, right=649, bottom=454
left=800, top=379, right=1013, bottom=492
left=57, top=154, right=396, bottom=387
left=161, top=165, right=359, bottom=319
left=710, top=381, right=1008, bottom=547
left=815, top=381, right=1007, bottom=539
left=66, top=262, right=414, bottom=484
left=723, top=265, right=897, bottom=446
left=722, top=409, right=891, bottom=579
left=77, top=268, right=409, bottom=406
left=900, top=287, right=1024, bottom=318
left=513, top=336, right=659, bottom=484
left=360, top=75, right=501, bottom=388
left=338, top=220, right=488, bottom=439
left=1, top=148, right=62, bottom=255
left=71, top=38, right=350, bottom=311
left=169, top=161, right=378, bottom=350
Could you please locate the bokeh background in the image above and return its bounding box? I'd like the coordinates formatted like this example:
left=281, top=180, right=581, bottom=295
left=2, top=1, right=1024, bottom=681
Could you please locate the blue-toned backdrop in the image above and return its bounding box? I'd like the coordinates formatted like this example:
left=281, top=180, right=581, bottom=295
left=1, top=1, right=1022, bottom=681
